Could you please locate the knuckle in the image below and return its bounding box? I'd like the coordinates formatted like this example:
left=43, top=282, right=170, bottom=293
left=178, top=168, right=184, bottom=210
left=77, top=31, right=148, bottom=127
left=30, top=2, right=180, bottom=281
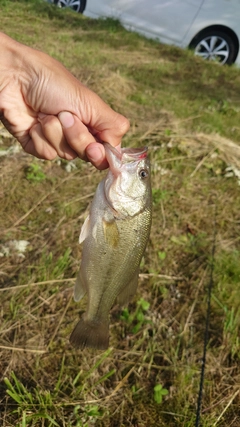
left=116, top=115, right=130, bottom=136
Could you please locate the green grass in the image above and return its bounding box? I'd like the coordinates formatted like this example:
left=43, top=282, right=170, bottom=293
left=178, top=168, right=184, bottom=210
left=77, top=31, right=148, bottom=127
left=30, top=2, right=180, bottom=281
left=1, top=0, right=240, bottom=425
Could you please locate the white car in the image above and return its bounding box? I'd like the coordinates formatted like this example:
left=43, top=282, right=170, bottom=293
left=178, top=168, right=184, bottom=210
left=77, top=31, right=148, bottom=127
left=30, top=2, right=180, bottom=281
left=55, top=0, right=240, bottom=66
left=53, top=0, right=86, bottom=13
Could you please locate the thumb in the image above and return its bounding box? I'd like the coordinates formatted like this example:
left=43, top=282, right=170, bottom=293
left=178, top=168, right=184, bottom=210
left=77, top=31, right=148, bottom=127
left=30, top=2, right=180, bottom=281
left=58, top=111, right=107, bottom=168
left=58, top=111, right=96, bottom=160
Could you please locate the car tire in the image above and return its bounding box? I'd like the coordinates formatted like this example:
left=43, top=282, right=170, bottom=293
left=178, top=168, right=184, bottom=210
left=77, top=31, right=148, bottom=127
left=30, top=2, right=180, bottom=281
left=189, top=29, right=238, bottom=65
left=53, top=0, right=86, bottom=13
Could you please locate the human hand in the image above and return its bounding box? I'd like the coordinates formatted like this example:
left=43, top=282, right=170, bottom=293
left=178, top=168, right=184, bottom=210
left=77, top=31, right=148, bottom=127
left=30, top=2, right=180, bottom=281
left=0, top=33, right=129, bottom=169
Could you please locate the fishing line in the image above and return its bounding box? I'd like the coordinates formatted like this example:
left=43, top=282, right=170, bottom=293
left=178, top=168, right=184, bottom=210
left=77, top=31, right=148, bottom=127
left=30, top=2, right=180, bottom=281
left=195, top=206, right=217, bottom=427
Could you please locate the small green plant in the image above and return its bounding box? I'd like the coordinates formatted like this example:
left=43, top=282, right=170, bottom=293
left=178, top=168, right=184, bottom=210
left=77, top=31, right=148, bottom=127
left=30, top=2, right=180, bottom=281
left=152, top=188, right=168, bottom=205
left=158, top=251, right=166, bottom=261
left=153, top=384, right=169, bottom=404
left=73, top=404, right=103, bottom=427
left=25, top=162, right=46, bottom=182
left=121, top=297, right=150, bottom=333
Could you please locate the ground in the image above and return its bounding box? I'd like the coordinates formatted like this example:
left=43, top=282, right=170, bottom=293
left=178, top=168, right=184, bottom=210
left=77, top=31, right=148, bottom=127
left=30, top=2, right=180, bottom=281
left=0, top=1, right=240, bottom=426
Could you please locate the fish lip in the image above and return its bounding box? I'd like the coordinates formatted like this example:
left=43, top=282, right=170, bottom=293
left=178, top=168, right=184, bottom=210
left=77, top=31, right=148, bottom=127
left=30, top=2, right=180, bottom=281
left=103, top=143, right=122, bottom=162
left=122, top=147, right=148, bottom=161
left=103, top=143, right=122, bottom=175
left=103, top=143, right=148, bottom=169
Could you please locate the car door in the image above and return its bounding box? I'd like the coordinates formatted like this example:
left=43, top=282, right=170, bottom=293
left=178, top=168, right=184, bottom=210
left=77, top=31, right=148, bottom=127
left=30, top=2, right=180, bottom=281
left=118, top=0, right=204, bottom=45
left=85, top=0, right=204, bottom=45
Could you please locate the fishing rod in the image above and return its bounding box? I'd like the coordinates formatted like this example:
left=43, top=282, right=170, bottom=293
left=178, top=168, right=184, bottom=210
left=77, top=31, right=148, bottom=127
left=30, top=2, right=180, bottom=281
left=195, top=207, right=217, bottom=427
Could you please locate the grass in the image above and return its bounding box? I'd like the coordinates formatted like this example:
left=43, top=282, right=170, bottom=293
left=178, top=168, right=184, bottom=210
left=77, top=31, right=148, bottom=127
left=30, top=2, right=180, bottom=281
left=0, top=0, right=240, bottom=425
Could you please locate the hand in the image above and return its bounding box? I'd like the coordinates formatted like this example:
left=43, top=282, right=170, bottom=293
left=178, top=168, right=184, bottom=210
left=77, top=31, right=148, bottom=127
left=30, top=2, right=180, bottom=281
left=0, top=33, right=129, bottom=169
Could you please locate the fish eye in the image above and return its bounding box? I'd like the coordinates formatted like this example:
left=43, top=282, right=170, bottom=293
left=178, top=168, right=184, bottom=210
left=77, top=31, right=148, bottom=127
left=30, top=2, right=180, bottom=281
left=139, top=169, right=148, bottom=179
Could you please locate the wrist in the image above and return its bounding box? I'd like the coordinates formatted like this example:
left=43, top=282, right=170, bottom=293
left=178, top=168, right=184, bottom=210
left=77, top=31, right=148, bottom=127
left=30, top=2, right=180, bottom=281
left=0, top=33, right=17, bottom=90
left=0, top=32, right=33, bottom=93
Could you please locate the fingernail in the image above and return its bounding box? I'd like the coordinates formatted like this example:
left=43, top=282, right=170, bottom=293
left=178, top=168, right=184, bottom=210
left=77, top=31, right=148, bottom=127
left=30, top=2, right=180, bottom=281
left=58, top=111, right=74, bottom=128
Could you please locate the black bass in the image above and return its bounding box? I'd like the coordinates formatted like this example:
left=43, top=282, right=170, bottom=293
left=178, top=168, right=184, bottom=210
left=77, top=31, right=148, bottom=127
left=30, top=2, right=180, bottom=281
left=70, top=143, right=152, bottom=350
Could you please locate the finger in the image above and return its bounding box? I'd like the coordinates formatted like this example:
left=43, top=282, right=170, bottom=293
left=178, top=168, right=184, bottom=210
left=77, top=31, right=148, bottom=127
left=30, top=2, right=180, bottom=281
left=77, top=86, right=130, bottom=145
left=86, top=143, right=109, bottom=170
left=38, top=114, right=77, bottom=160
left=92, top=114, right=130, bottom=148
left=23, top=122, right=58, bottom=160
left=58, top=111, right=100, bottom=163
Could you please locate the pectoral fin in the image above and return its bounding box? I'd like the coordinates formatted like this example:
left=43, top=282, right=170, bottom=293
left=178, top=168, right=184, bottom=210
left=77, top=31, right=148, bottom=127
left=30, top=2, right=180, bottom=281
left=117, top=269, right=139, bottom=306
left=74, top=268, right=87, bottom=302
left=103, top=219, right=119, bottom=248
left=79, top=215, right=90, bottom=244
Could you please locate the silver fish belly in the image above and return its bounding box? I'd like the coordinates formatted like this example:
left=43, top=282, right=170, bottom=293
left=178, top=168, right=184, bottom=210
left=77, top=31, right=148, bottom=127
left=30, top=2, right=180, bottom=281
left=70, top=143, right=152, bottom=350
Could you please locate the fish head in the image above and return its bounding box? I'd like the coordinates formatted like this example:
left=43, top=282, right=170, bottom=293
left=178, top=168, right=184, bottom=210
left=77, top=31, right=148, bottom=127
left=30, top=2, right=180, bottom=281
left=104, top=143, right=152, bottom=217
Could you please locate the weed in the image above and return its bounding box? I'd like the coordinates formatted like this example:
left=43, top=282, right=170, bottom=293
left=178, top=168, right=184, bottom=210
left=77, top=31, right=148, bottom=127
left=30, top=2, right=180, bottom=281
left=4, top=372, right=59, bottom=426
left=152, top=188, right=168, bottom=205
left=25, top=162, right=46, bottom=182
left=153, top=384, right=169, bottom=404
left=158, top=251, right=166, bottom=261
left=121, top=297, right=151, bottom=334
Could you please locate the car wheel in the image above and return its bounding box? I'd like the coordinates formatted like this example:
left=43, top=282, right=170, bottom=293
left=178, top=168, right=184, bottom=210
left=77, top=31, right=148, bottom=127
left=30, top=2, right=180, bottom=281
left=54, top=0, right=86, bottom=13
left=189, top=30, right=237, bottom=65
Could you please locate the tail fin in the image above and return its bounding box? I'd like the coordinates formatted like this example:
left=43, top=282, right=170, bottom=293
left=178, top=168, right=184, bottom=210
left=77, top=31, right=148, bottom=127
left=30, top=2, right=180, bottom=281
left=70, top=317, right=109, bottom=350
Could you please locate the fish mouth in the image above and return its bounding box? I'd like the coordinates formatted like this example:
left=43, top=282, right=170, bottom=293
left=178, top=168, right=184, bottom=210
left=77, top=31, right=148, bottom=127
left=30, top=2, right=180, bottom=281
left=103, top=143, right=148, bottom=170
left=122, top=147, right=148, bottom=162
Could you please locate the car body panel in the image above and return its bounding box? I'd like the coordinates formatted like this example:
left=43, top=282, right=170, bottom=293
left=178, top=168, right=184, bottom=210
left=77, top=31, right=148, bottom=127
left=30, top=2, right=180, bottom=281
left=84, top=0, right=240, bottom=65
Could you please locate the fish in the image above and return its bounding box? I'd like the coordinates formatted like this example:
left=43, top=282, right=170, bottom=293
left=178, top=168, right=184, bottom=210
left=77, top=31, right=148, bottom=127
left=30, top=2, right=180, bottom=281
left=70, top=143, right=152, bottom=350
